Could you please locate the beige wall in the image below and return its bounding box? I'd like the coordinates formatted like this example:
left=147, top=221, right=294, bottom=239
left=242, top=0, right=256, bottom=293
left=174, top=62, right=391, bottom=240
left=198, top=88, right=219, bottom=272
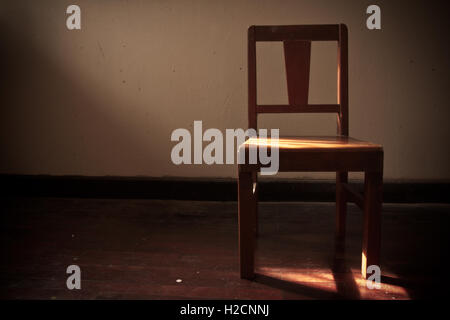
left=1, top=0, right=449, bottom=180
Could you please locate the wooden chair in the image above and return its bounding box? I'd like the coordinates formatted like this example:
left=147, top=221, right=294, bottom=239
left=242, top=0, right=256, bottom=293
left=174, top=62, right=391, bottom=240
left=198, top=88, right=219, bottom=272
left=238, top=24, right=383, bottom=280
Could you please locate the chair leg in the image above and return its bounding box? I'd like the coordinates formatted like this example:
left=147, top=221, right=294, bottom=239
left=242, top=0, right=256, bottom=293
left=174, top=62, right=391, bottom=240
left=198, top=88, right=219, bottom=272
left=361, top=171, right=383, bottom=279
left=336, top=171, right=348, bottom=241
left=238, top=170, right=257, bottom=279
left=252, top=171, right=258, bottom=237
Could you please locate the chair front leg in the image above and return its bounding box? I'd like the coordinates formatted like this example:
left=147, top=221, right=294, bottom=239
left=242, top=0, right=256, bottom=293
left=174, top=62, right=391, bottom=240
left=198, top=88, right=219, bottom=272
left=252, top=171, right=259, bottom=237
left=238, top=169, right=257, bottom=279
left=361, top=171, right=383, bottom=279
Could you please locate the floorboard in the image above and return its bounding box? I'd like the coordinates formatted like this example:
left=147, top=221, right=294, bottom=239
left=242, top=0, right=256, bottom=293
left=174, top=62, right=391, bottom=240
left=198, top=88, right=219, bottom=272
left=1, top=198, right=449, bottom=299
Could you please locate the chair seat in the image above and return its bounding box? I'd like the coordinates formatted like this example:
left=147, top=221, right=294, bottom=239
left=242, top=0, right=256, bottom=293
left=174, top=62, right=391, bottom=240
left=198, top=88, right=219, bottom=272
left=239, top=136, right=383, bottom=172
left=241, top=136, right=382, bottom=152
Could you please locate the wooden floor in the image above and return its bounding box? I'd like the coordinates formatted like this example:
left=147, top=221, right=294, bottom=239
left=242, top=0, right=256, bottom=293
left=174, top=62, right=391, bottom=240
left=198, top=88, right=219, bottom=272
left=1, top=197, right=449, bottom=299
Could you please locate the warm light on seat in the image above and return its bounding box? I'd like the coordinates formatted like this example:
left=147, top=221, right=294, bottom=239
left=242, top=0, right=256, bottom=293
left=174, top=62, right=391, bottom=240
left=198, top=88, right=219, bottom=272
left=242, top=136, right=382, bottom=150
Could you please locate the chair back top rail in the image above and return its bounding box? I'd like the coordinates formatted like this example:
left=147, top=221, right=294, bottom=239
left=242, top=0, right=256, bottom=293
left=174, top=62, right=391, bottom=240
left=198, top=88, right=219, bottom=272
left=252, top=24, right=340, bottom=42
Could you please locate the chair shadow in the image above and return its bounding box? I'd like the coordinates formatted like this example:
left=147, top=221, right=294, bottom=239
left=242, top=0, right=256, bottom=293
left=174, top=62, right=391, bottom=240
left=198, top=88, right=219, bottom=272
left=330, top=239, right=361, bottom=299
left=254, top=273, right=340, bottom=299
left=330, top=245, right=361, bottom=299
left=253, top=239, right=361, bottom=299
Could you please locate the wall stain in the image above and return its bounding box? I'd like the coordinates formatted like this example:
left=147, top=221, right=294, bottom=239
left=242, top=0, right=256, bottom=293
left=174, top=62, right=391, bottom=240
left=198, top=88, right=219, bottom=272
left=97, top=41, right=105, bottom=60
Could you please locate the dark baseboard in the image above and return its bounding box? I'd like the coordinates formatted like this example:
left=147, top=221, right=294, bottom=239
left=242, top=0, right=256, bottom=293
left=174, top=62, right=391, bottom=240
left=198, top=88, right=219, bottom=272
left=1, top=174, right=449, bottom=203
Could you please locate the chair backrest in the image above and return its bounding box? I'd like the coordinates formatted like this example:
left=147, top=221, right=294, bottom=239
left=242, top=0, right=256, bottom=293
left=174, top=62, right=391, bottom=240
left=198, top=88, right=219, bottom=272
left=248, top=24, right=348, bottom=136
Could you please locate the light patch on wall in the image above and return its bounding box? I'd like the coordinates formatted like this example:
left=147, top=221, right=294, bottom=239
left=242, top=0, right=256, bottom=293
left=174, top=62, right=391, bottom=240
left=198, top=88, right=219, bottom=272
left=256, top=42, right=288, bottom=105
left=309, top=41, right=337, bottom=104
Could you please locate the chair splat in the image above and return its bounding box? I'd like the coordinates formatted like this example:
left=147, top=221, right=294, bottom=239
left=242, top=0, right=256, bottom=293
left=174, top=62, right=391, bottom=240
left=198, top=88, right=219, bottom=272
left=283, top=40, right=311, bottom=107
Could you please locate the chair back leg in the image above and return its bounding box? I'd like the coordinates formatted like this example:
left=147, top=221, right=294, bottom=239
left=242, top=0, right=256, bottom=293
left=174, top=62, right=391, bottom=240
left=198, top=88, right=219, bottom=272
left=336, top=171, right=348, bottom=241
